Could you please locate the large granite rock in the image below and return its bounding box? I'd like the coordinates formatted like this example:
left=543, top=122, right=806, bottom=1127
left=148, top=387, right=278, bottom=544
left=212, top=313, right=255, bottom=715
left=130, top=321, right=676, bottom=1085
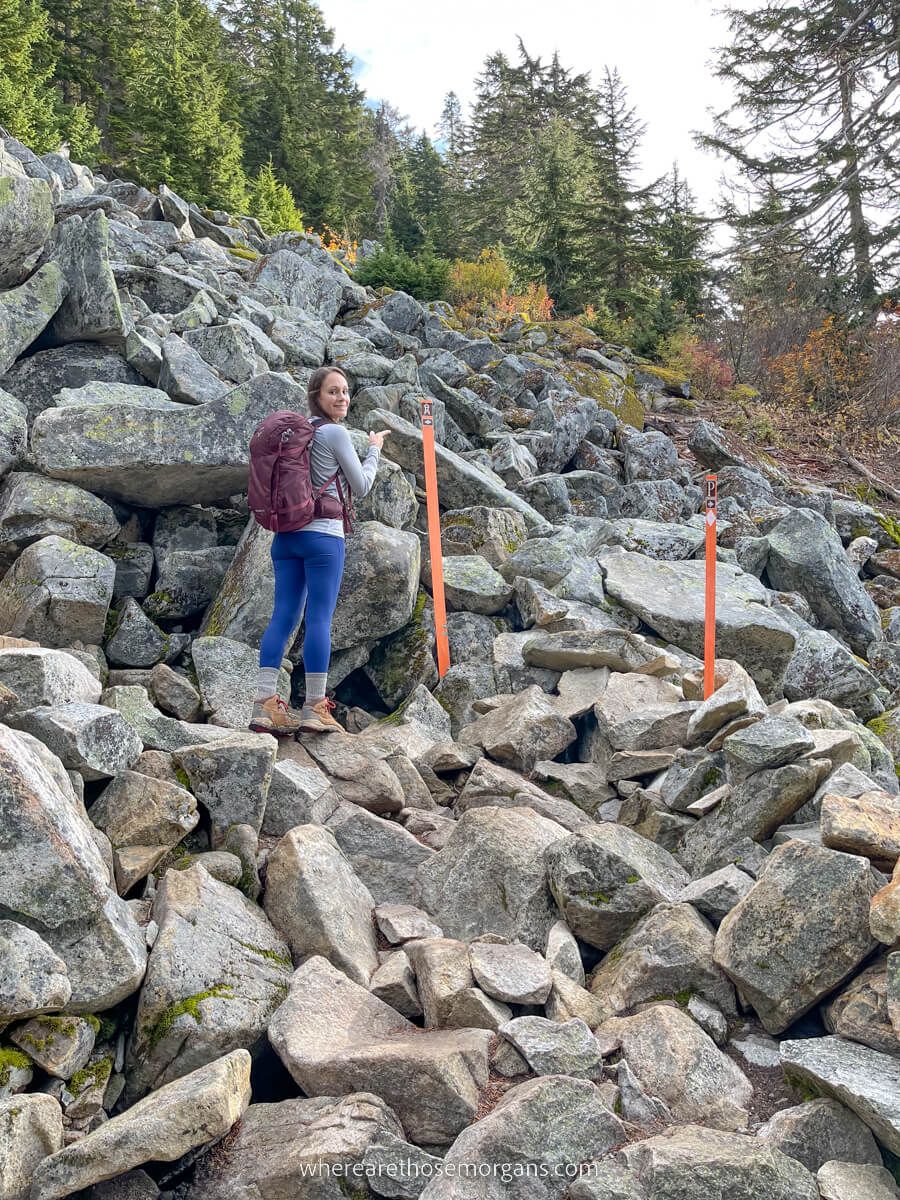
left=418, top=1075, right=625, bottom=1200
left=586, top=901, right=736, bottom=1018
left=0, top=342, right=143, bottom=426
left=571, top=1125, right=819, bottom=1200
left=414, top=806, right=568, bottom=951
left=0, top=1093, right=63, bottom=1200
left=189, top=1092, right=407, bottom=1200
left=780, top=1035, right=900, bottom=1154
left=0, top=647, right=101, bottom=710
left=43, top=210, right=128, bottom=346
left=31, top=1050, right=251, bottom=1200
left=0, top=923, right=70, bottom=1023
left=756, top=1098, right=883, bottom=1173
left=268, top=955, right=491, bottom=1147
left=125, top=864, right=291, bottom=1100
left=597, top=1004, right=754, bottom=1131
left=714, top=842, right=880, bottom=1033
left=0, top=535, right=113, bottom=647
left=366, top=409, right=546, bottom=528
left=546, top=823, right=690, bottom=950
left=331, top=523, right=421, bottom=652
left=263, top=825, right=379, bottom=985
left=766, top=508, right=882, bottom=655
left=0, top=174, right=54, bottom=288
left=600, top=547, right=796, bottom=697
left=31, top=372, right=306, bottom=505
left=0, top=724, right=146, bottom=1010
left=0, top=263, right=67, bottom=375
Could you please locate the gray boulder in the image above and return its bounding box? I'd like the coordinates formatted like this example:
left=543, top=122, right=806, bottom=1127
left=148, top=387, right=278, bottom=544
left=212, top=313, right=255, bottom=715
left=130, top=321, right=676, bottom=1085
left=157, top=332, right=228, bottom=404
left=598, top=1004, right=753, bottom=1130
left=767, top=508, right=882, bottom=654
left=42, top=211, right=128, bottom=346
left=125, top=864, right=291, bottom=1099
left=458, top=685, right=576, bottom=773
left=0, top=174, right=54, bottom=287
left=756, top=1098, right=882, bottom=1173
left=586, top=901, right=736, bottom=1018
left=331, top=522, right=421, bottom=651
left=714, top=841, right=880, bottom=1033
left=31, top=372, right=305, bottom=506
left=780, top=1035, right=900, bottom=1154
left=248, top=250, right=344, bottom=323
left=546, top=823, right=690, bottom=950
left=0, top=647, right=101, bottom=710
left=677, top=758, right=829, bottom=877
left=0, top=387, right=26, bottom=476
left=0, top=923, right=70, bottom=1023
left=0, top=263, right=67, bottom=375
left=88, top=769, right=199, bottom=893
left=268, top=955, right=491, bottom=1147
left=172, top=732, right=277, bottom=843
left=0, top=535, right=114, bottom=647
left=0, top=1093, right=63, bottom=1200
left=414, top=805, right=568, bottom=951
left=189, top=1093, right=407, bottom=1200
left=418, top=1075, right=624, bottom=1200
left=263, top=825, right=379, bottom=985
left=31, top=1050, right=251, bottom=1200
left=600, top=547, right=796, bottom=697
left=577, top=1125, right=819, bottom=1200
left=0, top=472, right=119, bottom=570
left=6, top=702, right=142, bottom=780
left=0, top=342, right=143, bottom=426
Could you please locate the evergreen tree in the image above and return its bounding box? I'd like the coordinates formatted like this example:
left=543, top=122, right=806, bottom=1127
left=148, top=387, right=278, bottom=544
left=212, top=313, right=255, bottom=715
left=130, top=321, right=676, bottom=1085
left=0, top=0, right=63, bottom=149
left=436, top=90, right=468, bottom=254
left=221, top=0, right=373, bottom=233
left=654, top=164, right=711, bottom=318
left=587, top=67, right=657, bottom=319
left=437, top=91, right=465, bottom=161
left=508, top=116, right=594, bottom=313
left=250, top=158, right=303, bottom=233
left=368, top=101, right=407, bottom=236
left=42, top=0, right=141, bottom=153
left=699, top=0, right=899, bottom=306
left=124, top=0, right=248, bottom=211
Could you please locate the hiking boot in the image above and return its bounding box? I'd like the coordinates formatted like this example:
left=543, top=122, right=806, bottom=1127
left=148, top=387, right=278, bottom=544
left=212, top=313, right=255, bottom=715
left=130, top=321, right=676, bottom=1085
left=249, top=694, right=303, bottom=736
left=297, top=696, right=344, bottom=734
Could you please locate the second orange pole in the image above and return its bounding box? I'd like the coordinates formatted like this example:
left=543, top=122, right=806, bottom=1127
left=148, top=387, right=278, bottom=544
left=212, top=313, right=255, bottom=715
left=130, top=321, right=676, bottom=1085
left=420, top=398, right=451, bottom=677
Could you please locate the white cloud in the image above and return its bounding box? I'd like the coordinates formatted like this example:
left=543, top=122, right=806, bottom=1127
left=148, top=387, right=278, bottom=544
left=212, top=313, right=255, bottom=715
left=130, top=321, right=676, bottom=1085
left=317, top=0, right=749, bottom=211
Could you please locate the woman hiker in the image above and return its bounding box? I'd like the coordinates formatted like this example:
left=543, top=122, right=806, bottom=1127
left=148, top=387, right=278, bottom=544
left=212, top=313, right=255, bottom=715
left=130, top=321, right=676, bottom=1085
left=250, top=365, right=390, bottom=736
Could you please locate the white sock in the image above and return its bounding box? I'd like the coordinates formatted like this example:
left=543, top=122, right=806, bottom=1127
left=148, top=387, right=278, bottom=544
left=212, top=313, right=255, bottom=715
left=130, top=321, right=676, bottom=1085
left=305, top=672, right=328, bottom=704
left=255, top=666, right=280, bottom=701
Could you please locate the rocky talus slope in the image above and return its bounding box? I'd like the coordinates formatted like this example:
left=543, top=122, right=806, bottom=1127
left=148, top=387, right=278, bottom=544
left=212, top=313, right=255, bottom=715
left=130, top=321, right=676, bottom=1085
left=1, top=135, right=900, bottom=1200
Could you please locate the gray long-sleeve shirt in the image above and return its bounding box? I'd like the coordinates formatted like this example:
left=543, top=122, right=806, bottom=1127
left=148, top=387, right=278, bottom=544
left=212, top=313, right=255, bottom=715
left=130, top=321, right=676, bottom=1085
left=303, top=420, right=380, bottom=538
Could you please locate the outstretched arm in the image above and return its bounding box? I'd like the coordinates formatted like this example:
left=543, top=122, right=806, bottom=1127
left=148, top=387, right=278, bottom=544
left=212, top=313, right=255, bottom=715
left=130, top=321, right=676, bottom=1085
left=321, top=423, right=381, bottom=497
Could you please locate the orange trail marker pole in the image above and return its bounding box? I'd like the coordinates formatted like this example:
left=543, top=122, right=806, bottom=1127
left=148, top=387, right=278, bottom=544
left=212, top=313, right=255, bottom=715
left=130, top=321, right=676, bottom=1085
left=704, top=473, right=718, bottom=699
left=420, top=397, right=451, bottom=677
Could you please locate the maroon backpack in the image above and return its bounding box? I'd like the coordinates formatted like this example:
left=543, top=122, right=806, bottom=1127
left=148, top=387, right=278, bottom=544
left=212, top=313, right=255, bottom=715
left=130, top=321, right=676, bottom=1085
left=248, top=411, right=354, bottom=534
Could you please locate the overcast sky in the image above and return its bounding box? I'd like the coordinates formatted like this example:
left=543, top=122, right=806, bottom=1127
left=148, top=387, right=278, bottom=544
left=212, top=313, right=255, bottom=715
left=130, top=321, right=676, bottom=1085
left=317, top=0, right=752, bottom=213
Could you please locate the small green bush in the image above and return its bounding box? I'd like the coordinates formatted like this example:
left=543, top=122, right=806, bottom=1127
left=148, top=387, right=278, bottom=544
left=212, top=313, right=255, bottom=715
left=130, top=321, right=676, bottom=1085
left=354, top=245, right=450, bottom=301
left=249, top=159, right=303, bottom=235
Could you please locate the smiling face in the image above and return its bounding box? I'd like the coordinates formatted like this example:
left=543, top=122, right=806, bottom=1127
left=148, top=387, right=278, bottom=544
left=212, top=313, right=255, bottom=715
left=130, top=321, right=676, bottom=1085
left=318, top=371, right=350, bottom=422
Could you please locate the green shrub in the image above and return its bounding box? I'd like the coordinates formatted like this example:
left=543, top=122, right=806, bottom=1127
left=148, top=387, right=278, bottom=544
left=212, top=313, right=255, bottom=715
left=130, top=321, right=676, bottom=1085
left=249, top=159, right=303, bottom=235
left=354, top=245, right=450, bottom=301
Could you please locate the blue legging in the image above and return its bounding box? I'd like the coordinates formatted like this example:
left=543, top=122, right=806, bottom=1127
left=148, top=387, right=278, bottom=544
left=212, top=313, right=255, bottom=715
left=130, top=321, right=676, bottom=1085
left=258, top=531, right=346, bottom=671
